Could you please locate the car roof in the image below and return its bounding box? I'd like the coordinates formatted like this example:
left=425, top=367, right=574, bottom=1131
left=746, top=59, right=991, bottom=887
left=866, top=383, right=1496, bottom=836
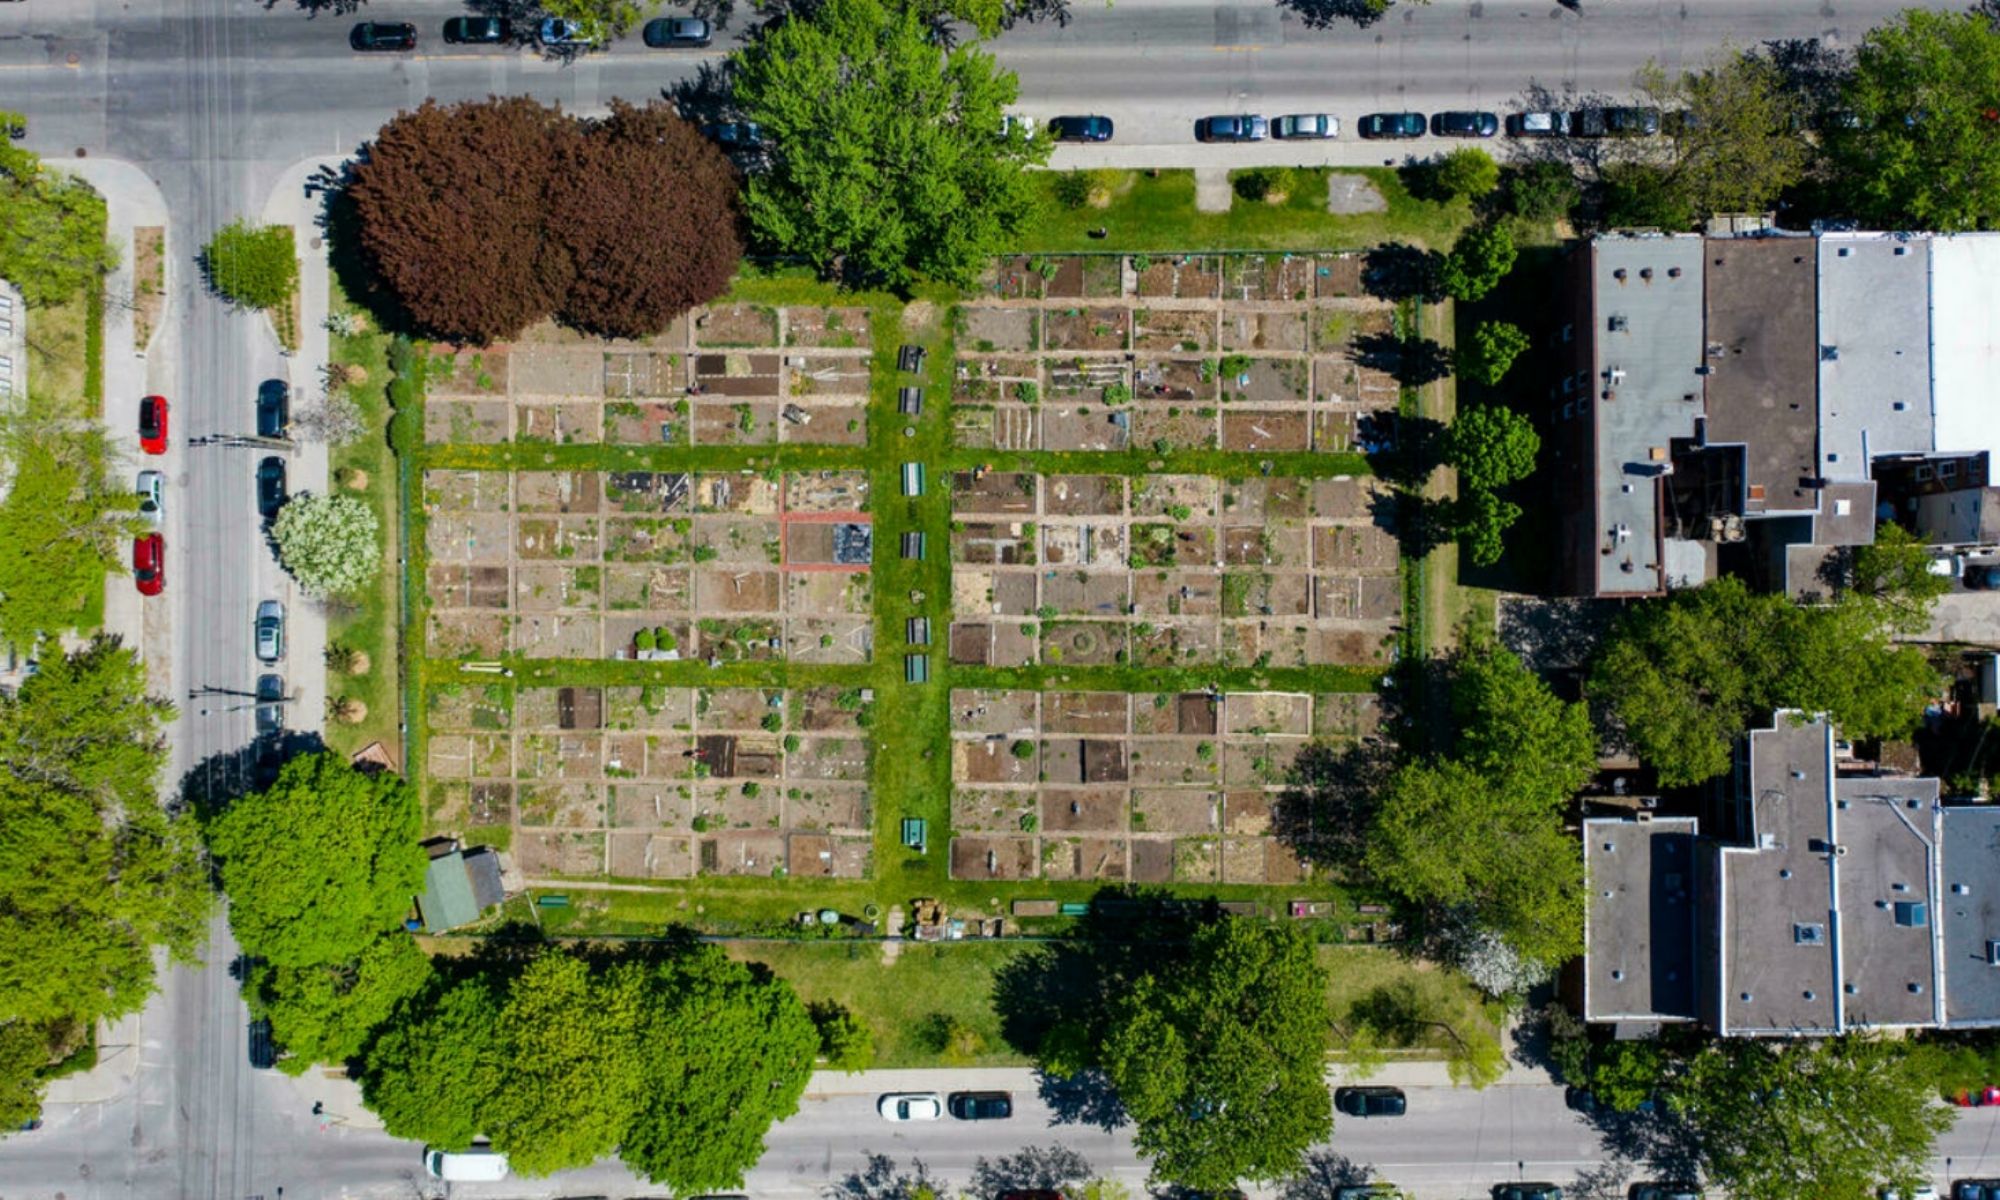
left=258, top=600, right=282, bottom=618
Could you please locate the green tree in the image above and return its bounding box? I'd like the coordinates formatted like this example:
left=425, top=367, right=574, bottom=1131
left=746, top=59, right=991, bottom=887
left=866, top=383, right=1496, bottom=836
left=731, top=0, right=1049, bottom=287
left=0, top=1019, right=54, bottom=1129
left=1092, top=920, right=1333, bottom=1190
left=1453, top=489, right=1523, bottom=569
left=0, top=639, right=210, bottom=1122
left=361, top=974, right=503, bottom=1150
left=1344, top=976, right=1505, bottom=1088
left=1432, top=147, right=1500, bottom=199
left=1454, top=321, right=1532, bottom=388
left=482, top=953, right=647, bottom=1176
left=201, top=220, right=298, bottom=312
left=1442, top=404, right=1538, bottom=492
left=1835, top=10, right=2000, bottom=230
left=1503, top=161, right=1581, bottom=222
left=537, top=0, right=663, bottom=44
left=206, top=752, right=426, bottom=968
left=249, top=933, right=432, bottom=1073
left=1850, top=521, right=1951, bottom=633
left=809, top=999, right=875, bottom=1072
left=1438, top=222, right=1516, bottom=302
left=1447, top=635, right=1597, bottom=803
left=1591, top=577, right=1938, bottom=786
left=1598, top=161, right=1694, bottom=231
left=0, top=400, right=137, bottom=648
left=0, top=113, right=116, bottom=307
left=1671, top=1037, right=1950, bottom=1200
left=1587, top=1037, right=1668, bottom=1112
left=1639, top=49, right=1810, bottom=216
left=271, top=492, right=381, bottom=597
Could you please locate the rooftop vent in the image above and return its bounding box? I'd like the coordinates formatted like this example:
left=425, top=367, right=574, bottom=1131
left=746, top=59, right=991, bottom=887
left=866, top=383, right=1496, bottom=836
left=1640, top=267, right=1654, bottom=280
left=1668, top=266, right=1683, bottom=278
left=1609, top=315, right=1629, bottom=332
left=1614, top=268, right=1628, bottom=280
left=1895, top=901, right=1928, bottom=927
left=1895, top=245, right=1909, bottom=256
left=1988, top=938, right=2000, bottom=965
left=1795, top=923, right=1826, bottom=945
left=1838, top=247, right=1852, bottom=257
left=1821, top=345, right=1840, bottom=362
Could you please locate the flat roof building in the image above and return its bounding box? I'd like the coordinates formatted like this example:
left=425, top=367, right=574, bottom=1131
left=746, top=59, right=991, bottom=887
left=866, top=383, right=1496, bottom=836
left=1941, top=804, right=2000, bottom=1028
left=1582, top=815, right=1699, bottom=1025
left=1818, top=234, right=1934, bottom=479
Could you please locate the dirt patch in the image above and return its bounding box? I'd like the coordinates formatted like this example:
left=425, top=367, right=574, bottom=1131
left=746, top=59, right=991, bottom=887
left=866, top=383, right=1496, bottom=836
left=1325, top=173, right=1388, bottom=215
left=694, top=304, right=779, bottom=347
left=132, top=226, right=164, bottom=352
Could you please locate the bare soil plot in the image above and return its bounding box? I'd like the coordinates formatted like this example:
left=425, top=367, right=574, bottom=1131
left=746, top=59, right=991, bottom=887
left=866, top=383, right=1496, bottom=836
left=1133, top=255, right=1222, bottom=300
left=960, top=307, right=1039, bottom=353
left=1132, top=308, right=1217, bottom=353
left=1220, top=311, right=1309, bottom=353
left=694, top=304, right=778, bottom=347
left=1041, top=255, right=1121, bottom=300
left=783, top=306, right=872, bottom=349
left=1045, top=475, right=1124, bottom=516
left=1045, top=307, right=1131, bottom=353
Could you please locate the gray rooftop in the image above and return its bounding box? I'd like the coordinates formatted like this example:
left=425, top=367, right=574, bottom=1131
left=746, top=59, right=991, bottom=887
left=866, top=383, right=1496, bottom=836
left=1701, top=239, right=1819, bottom=516
left=1913, top=487, right=2000, bottom=546
left=1719, top=716, right=1840, bottom=1034
left=1583, top=816, right=1699, bottom=1022
left=1940, top=805, right=2000, bottom=1027
left=1831, top=772, right=1941, bottom=1029
left=1590, top=236, right=1706, bottom=596
left=1818, top=234, right=1935, bottom=480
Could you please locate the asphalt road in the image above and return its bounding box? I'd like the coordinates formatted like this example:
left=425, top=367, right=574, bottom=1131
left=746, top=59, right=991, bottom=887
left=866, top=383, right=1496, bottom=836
left=0, top=0, right=1987, bottom=1197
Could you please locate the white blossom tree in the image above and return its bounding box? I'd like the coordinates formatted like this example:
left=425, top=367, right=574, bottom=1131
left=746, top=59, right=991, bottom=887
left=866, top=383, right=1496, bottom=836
left=271, top=493, right=379, bottom=597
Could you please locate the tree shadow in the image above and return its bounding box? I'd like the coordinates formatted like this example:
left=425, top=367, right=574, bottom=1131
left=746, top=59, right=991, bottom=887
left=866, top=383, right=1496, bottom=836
left=1275, top=1149, right=1375, bottom=1200
left=1356, top=409, right=1444, bottom=487
left=1033, top=1066, right=1127, bottom=1130
left=313, top=155, right=422, bottom=340
left=826, top=1153, right=952, bottom=1200
left=1353, top=331, right=1452, bottom=388
left=1271, top=0, right=1395, bottom=29
left=967, top=1146, right=1093, bottom=1199
left=1372, top=488, right=1458, bottom=563
left=1268, top=739, right=1393, bottom=876
left=261, top=0, right=365, bottom=15
left=1361, top=243, right=1443, bottom=302
left=664, top=58, right=744, bottom=127
left=1563, top=1159, right=1635, bottom=1200
left=178, top=731, right=328, bottom=825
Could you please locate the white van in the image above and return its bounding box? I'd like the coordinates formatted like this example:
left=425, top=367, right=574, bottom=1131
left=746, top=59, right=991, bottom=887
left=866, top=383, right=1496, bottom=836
left=423, top=1146, right=510, bottom=1182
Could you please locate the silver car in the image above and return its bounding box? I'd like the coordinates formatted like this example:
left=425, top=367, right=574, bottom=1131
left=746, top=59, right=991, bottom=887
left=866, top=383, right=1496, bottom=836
left=1273, top=113, right=1337, bottom=139
left=255, top=600, right=284, bottom=663
left=137, top=470, right=165, bottom=527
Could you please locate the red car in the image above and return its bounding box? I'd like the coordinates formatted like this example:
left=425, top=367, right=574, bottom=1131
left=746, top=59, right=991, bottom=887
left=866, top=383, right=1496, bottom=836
left=133, top=533, right=164, bottom=596
left=139, top=395, right=168, bottom=455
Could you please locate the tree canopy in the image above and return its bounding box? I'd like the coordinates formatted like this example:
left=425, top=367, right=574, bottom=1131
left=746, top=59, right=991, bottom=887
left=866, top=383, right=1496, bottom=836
left=1590, top=576, right=1939, bottom=786
left=206, top=752, right=427, bottom=969
left=201, top=220, right=298, bottom=312
left=732, top=0, right=1048, bottom=287
left=1639, top=50, right=1811, bottom=217
left=1455, top=320, right=1530, bottom=388
left=1431, top=147, right=1499, bottom=200
left=1850, top=521, right=1951, bottom=632
left=0, top=399, right=136, bottom=648
left=1671, top=1037, right=1950, bottom=1200
left=1438, top=223, right=1516, bottom=302
left=362, top=941, right=817, bottom=1186
left=247, top=933, right=431, bottom=1074
left=348, top=97, right=738, bottom=343
left=1091, top=920, right=1332, bottom=1191
left=0, top=639, right=210, bottom=1121
left=1442, top=404, right=1538, bottom=492
left=271, top=492, right=381, bottom=597
left=0, top=112, right=116, bottom=308
left=1835, top=9, right=2000, bottom=231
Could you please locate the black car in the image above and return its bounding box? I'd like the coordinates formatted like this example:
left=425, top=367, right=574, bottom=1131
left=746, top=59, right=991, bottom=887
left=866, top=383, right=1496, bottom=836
left=702, top=122, right=765, bottom=151
left=1969, top=565, right=2000, bottom=590
left=256, top=378, right=288, bottom=439
left=1431, top=110, right=1499, bottom=138
left=1050, top=115, right=1114, bottom=143
left=1606, top=106, right=1662, bottom=136
left=947, top=1091, right=1013, bottom=1120
left=643, top=17, right=713, bottom=47
left=1955, top=1182, right=2000, bottom=1200
left=255, top=674, right=285, bottom=737
left=248, top=1017, right=277, bottom=1069
left=350, top=21, right=417, bottom=52
left=1334, top=1086, right=1406, bottom=1117
left=1195, top=115, right=1267, bottom=142
left=441, top=16, right=511, bottom=43
left=1492, top=1187, right=1562, bottom=1200
left=1505, top=111, right=1570, bottom=137
left=256, top=456, right=286, bottom=519
left=1357, top=112, right=1427, bottom=140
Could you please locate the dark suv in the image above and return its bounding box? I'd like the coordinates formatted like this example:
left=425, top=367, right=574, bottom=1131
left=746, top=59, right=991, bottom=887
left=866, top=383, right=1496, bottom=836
left=1357, top=112, right=1426, bottom=140
left=350, top=21, right=417, bottom=52
left=1334, top=1086, right=1407, bottom=1117
left=1050, top=115, right=1114, bottom=142
left=256, top=378, right=288, bottom=439
left=947, top=1091, right=1013, bottom=1120
left=644, top=17, right=713, bottom=47
left=441, top=16, right=510, bottom=43
left=1431, top=110, right=1499, bottom=138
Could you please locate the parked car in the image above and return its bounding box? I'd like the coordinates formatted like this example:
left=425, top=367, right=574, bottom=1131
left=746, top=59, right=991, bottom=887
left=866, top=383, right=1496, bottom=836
left=877, top=1092, right=944, bottom=1121
left=1506, top=110, right=1570, bottom=137
left=139, top=394, right=168, bottom=455
left=1954, top=1183, right=2000, bottom=1200
left=1001, top=114, right=1039, bottom=140
left=255, top=600, right=285, bottom=664
left=424, top=1147, right=510, bottom=1182
left=247, top=1017, right=277, bottom=1069
left=1878, top=1186, right=1938, bottom=1200
left=349, top=21, right=417, bottom=51
left=256, top=456, right=286, bottom=520
left=256, top=378, right=288, bottom=439
left=1195, top=114, right=1268, bottom=142
left=1357, top=112, right=1427, bottom=139
left=132, top=534, right=164, bottom=597
left=255, top=674, right=285, bottom=738
left=1050, top=115, right=1114, bottom=142
left=947, top=1091, right=1013, bottom=1120
left=1334, top=1086, right=1407, bottom=1117
left=538, top=17, right=596, bottom=47
left=1333, top=1188, right=1400, bottom=1200
left=643, top=16, right=712, bottom=47
left=1493, top=1187, right=1563, bottom=1200
left=441, top=16, right=511, bottom=43
left=1431, top=110, right=1499, bottom=138
left=1966, top=564, right=2000, bottom=590
left=997, top=1193, right=1068, bottom=1200
left=701, top=122, right=765, bottom=151
left=1575, top=106, right=1660, bottom=137
left=1631, top=1186, right=1704, bottom=1200
left=1951, top=1085, right=2000, bottom=1106
left=137, top=470, right=164, bottom=528
left=1273, top=113, right=1337, bottom=139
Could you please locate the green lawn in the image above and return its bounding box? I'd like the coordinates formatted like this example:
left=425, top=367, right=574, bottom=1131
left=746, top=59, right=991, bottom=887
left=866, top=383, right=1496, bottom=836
left=1021, top=169, right=1476, bottom=254
left=322, top=297, right=402, bottom=760
left=1322, top=943, right=1504, bottom=1064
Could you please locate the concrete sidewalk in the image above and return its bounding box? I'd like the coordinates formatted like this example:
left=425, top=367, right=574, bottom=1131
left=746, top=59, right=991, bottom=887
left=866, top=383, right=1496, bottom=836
left=806, top=1057, right=1553, bottom=1097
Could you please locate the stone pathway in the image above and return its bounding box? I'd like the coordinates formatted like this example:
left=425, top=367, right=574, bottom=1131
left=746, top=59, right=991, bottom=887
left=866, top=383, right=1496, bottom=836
left=1194, top=167, right=1233, bottom=214
left=1327, top=172, right=1387, bottom=214
left=881, top=904, right=906, bottom=964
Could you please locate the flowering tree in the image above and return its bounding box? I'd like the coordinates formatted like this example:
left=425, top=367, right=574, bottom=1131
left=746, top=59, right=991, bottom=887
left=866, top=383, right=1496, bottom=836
left=271, top=493, right=379, bottom=596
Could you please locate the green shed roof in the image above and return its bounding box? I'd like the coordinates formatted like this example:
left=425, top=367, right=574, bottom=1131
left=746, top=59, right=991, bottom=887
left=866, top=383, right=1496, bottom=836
left=419, top=851, right=481, bottom=932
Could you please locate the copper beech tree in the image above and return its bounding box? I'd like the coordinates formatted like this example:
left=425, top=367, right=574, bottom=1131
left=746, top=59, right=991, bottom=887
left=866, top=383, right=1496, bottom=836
left=348, top=97, right=740, bottom=344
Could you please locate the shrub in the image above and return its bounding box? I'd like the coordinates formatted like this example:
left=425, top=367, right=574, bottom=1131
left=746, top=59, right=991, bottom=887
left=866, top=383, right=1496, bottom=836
left=636, top=628, right=657, bottom=653
left=1505, top=161, right=1582, bottom=222
left=1432, top=147, right=1500, bottom=199
left=1233, top=167, right=1297, bottom=202
left=1052, top=172, right=1092, bottom=209
left=202, top=220, right=297, bottom=312
left=270, top=493, right=380, bottom=597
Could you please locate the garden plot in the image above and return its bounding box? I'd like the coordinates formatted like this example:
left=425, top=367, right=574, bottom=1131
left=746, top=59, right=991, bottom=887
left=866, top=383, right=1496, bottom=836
left=944, top=689, right=1374, bottom=884
left=948, top=471, right=1400, bottom=670
left=423, top=470, right=875, bottom=662
left=426, top=684, right=875, bottom=881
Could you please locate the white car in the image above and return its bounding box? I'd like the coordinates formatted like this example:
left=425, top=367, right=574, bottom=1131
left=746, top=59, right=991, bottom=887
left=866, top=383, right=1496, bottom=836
left=136, top=470, right=164, bottom=527
left=1273, top=113, right=1337, bottom=140
left=538, top=17, right=597, bottom=47
left=877, top=1092, right=943, bottom=1122
left=1001, top=114, right=1038, bottom=141
left=1877, top=1186, right=1938, bottom=1200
